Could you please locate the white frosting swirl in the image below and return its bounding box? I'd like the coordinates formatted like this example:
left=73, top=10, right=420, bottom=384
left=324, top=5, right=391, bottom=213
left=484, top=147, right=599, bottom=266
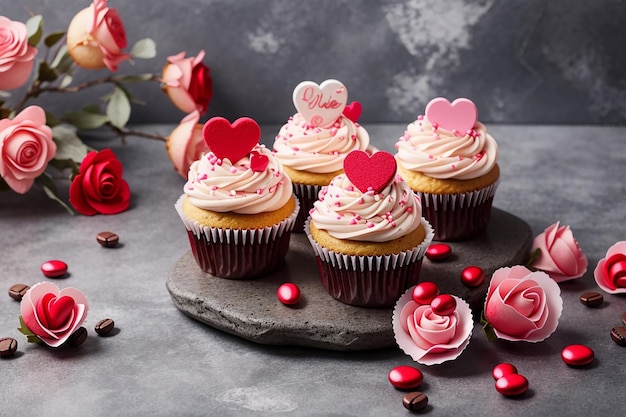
left=273, top=113, right=370, bottom=173
left=395, top=117, right=498, bottom=180
left=310, top=173, right=421, bottom=242
left=183, top=144, right=293, bottom=214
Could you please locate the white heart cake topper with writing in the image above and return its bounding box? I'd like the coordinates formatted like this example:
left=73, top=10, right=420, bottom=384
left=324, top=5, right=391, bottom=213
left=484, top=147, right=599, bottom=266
left=292, top=79, right=348, bottom=128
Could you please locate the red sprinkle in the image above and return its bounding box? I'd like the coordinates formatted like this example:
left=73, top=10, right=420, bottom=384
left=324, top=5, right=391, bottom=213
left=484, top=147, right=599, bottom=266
left=561, top=344, right=594, bottom=366
left=495, top=374, right=529, bottom=397
left=412, top=282, right=439, bottom=305
left=425, top=243, right=452, bottom=261
left=388, top=366, right=423, bottom=390
left=430, top=294, right=456, bottom=316
left=277, top=283, right=301, bottom=305
left=492, top=363, right=518, bottom=380
left=41, top=260, right=68, bottom=278
left=461, top=265, right=485, bottom=287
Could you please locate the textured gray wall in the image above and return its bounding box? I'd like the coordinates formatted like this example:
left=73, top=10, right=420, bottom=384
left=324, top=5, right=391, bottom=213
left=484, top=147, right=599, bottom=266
left=3, top=0, right=626, bottom=125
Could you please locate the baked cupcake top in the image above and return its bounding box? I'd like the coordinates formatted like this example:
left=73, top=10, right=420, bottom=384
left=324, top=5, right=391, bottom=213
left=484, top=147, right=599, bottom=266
left=395, top=97, right=498, bottom=180
left=184, top=117, right=293, bottom=214
left=309, top=150, right=421, bottom=242
left=273, top=79, right=370, bottom=174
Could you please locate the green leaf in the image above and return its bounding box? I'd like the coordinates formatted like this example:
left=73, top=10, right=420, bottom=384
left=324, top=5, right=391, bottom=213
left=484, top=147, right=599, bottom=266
left=18, top=316, right=42, bottom=344
left=50, top=45, right=73, bottom=72
left=59, top=74, right=73, bottom=88
left=130, top=38, right=157, bottom=59
left=106, top=87, right=131, bottom=128
left=45, top=111, right=63, bottom=127
left=37, top=61, right=58, bottom=83
left=52, top=125, right=90, bottom=163
left=64, top=110, right=110, bottom=130
left=35, top=173, right=74, bottom=215
left=479, top=310, right=498, bottom=343
left=44, top=31, right=66, bottom=48
left=526, top=248, right=541, bottom=270
left=26, top=15, right=43, bottom=46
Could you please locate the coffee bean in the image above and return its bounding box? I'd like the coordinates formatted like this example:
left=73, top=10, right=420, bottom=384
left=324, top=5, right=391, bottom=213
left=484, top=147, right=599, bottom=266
left=8, top=283, right=30, bottom=301
left=0, top=337, right=18, bottom=358
left=402, top=392, right=428, bottom=411
left=610, top=326, right=626, bottom=346
left=97, top=231, right=119, bottom=248
left=68, top=327, right=88, bottom=347
left=95, top=318, right=115, bottom=336
left=579, top=291, right=603, bottom=308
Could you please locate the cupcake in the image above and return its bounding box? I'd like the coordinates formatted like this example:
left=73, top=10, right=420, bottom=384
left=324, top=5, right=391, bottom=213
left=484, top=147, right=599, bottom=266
left=175, top=116, right=299, bottom=279
left=394, top=97, right=499, bottom=241
left=305, top=149, right=434, bottom=308
left=273, top=79, right=370, bottom=231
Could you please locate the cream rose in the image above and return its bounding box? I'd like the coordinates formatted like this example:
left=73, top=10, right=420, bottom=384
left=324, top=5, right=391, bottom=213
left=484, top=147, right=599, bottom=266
left=530, top=221, right=588, bottom=282
left=0, top=16, right=38, bottom=90
left=162, top=50, right=213, bottom=114
left=594, top=241, right=626, bottom=294
left=484, top=266, right=562, bottom=342
left=0, top=105, right=56, bottom=194
left=66, top=0, right=131, bottom=71
left=165, top=110, right=208, bottom=178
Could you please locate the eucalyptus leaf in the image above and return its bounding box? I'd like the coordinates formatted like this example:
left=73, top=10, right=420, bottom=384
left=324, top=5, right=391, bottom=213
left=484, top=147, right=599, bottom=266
left=37, top=61, right=58, bottom=83
left=50, top=45, right=72, bottom=71
left=44, top=31, right=66, bottom=48
left=35, top=173, right=74, bottom=215
left=26, top=15, right=43, bottom=46
left=52, top=125, right=90, bottom=162
left=130, top=38, right=157, bottom=59
left=45, top=111, right=63, bottom=127
left=106, top=87, right=131, bottom=128
left=59, top=74, right=73, bottom=88
left=65, top=110, right=110, bottom=130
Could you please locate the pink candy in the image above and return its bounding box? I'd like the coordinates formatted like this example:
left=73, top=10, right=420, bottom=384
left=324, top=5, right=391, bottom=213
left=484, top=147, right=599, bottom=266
left=41, top=260, right=68, bottom=278
left=277, top=283, right=301, bottom=306
left=388, top=366, right=423, bottom=390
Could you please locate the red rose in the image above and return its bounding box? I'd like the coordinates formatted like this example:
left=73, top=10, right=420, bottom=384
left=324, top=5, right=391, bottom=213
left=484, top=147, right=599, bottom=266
left=69, top=148, right=130, bottom=215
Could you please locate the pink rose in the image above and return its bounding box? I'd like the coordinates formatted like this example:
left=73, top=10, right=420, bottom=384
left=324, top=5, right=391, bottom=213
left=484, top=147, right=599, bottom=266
left=66, top=0, right=131, bottom=71
left=165, top=111, right=209, bottom=178
left=20, top=282, right=89, bottom=348
left=0, top=16, right=37, bottom=90
left=484, top=266, right=562, bottom=342
left=530, top=221, right=588, bottom=282
left=393, top=288, right=473, bottom=365
left=594, top=241, right=626, bottom=294
left=0, top=106, right=56, bottom=194
left=162, top=50, right=213, bottom=114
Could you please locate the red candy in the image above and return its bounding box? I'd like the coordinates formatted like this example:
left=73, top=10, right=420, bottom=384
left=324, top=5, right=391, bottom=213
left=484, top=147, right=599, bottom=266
left=425, top=243, right=452, bottom=261
left=430, top=294, right=456, bottom=316
left=41, top=260, right=68, bottom=278
left=277, top=283, right=301, bottom=305
left=412, top=282, right=439, bottom=305
left=388, top=366, right=423, bottom=390
left=495, top=374, right=529, bottom=397
left=492, top=363, right=518, bottom=380
left=461, top=265, right=485, bottom=287
left=561, top=344, right=594, bottom=366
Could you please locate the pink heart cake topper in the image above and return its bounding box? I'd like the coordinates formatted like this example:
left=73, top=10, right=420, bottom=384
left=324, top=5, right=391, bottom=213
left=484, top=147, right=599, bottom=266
left=425, top=97, right=477, bottom=134
left=343, top=150, right=397, bottom=194
left=202, top=117, right=261, bottom=164
left=292, top=79, right=348, bottom=128
left=343, top=101, right=362, bottom=123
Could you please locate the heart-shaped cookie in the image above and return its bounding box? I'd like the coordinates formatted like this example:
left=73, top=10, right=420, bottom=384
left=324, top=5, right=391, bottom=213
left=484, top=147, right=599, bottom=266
left=202, top=117, right=261, bottom=164
left=292, top=79, right=348, bottom=128
left=425, top=97, right=477, bottom=134
left=343, top=101, right=362, bottom=123
left=343, top=150, right=397, bottom=194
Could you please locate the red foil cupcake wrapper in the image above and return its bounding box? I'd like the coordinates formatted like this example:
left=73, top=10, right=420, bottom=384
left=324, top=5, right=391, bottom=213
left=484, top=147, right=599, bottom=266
left=175, top=195, right=300, bottom=279
left=418, top=181, right=499, bottom=241
left=291, top=182, right=323, bottom=233
left=305, top=218, right=434, bottom=308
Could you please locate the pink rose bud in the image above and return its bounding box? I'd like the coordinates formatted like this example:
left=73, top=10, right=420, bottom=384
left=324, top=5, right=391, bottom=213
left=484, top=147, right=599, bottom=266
left=166, top=111, right=209, bottom=178
left=66, top=0, right=131, bottom=71
left=0, top=16, right=38, bottom=90
left=162, top=50, right=213, bottom=115
left=0, top=106, right=56, bottom=194
left=594, top=241, right=626, bottom=294
left=20, top=282, right=89, bottom=348
left=484, top=266, right=563, bottom=343
left=530, top=221, right=588, bottom=282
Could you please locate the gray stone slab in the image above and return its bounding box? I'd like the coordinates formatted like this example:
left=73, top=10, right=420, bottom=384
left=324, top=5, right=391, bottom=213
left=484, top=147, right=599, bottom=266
left=166, top=208, right=532, bottom=350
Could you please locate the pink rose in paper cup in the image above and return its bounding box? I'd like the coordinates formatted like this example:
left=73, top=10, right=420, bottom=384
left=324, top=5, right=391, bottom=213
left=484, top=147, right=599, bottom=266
left=0, top=105, right=56, bottom=194
left=393, top=288, right=473, bottom=365
left=594, top=241, right=626, bottom=294
left=0, top=16, right=38, bottom=90
left=66, top=0, right=131, bottom=71
left=530, top=221, right=588, bottom=282
left=165, top=110, right=208, bottom=178
left=484, top=265, right=562, bottom=342
left=19, top=282, right=89, bottom=348
left=162, top=50, right=213, bottom=115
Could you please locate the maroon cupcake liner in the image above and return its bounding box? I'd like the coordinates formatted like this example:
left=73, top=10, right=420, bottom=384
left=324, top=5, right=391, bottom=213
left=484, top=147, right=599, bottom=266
left=418, top=181, right=499, bottom=241
left=175, top=195, right=299, bottom=279
left=292, top=182, right=323, bottom=233
left=305, top=218, right=434, bottom=308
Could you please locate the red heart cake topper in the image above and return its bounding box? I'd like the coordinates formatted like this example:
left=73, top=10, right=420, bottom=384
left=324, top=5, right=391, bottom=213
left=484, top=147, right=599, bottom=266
left=202, top=117, right=261, bottom=164
left=249, top=151, right=269, bottom=173
left=425, top=97, right=477, bottom=134
left=343, top=150, right=397, bottom=194
left=292, top=79, right=348, bottom=128
left=343, top=101, right=362, bottom=123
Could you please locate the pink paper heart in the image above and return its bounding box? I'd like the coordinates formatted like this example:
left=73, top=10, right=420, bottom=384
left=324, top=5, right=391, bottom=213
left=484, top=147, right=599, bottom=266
left=292, top=79, right=348, bottom=128
left=202, top=117, right=261, bottom=164
left=249, top=151, right=269, bottom=172
left=343, top=150, right=397, bottom=194
left=343, top=101, right=362, bottom=123
left=425, top=97, right=477, bottom=134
